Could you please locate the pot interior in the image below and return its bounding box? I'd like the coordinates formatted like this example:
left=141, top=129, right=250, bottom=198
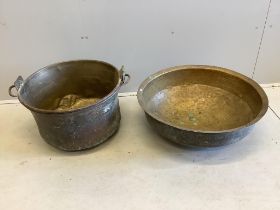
left=140, top=67, right=267, bottom=131
left=19, top=60, right=119, bottom=111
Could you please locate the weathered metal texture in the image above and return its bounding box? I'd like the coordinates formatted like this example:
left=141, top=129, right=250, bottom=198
left=137, top=65, right=268, bottom=147
left=145, top=113, right=252, bottom=147
left=32, top=98, right=121, bottom=151
left=9, top=60, right=129, bottom=151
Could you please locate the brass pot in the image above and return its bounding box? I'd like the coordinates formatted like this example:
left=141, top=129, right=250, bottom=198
left=9, top=60, right=130, bottom=151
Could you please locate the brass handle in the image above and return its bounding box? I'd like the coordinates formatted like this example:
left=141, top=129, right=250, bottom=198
left=119, top=66, right=130, bottom=86
left=8, top=76, right=24, bottom=97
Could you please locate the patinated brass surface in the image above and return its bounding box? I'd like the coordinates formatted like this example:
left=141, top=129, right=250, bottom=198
left=55, top=94, right=100, bottom=111
left=9, top=60, right=130, bottom=151
left=148, top=84, right=254, bottom=131
left=138, top=65, right=268, bottom=147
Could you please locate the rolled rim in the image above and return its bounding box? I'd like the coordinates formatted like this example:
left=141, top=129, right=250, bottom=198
left=17, top=60, right=122, bottom=114
left=137, top=65, right=269, bottom=134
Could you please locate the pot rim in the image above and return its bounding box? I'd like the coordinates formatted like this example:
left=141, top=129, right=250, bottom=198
left=137, top=65, right=269, bottom=134
left=17, top=60, right=123, bottom=114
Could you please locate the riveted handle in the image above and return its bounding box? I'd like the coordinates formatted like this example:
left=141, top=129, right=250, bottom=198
left=9, top=76, right=24, bottom=97
left=119, top=66, right=130, bottom=86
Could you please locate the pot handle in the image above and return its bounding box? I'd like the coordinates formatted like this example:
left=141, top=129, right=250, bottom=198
left=119, top=66, right=130, bottom=86
left=9, top=76, right=24, bottom=97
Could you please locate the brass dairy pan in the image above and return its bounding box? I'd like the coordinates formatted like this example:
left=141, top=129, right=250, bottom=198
left=137, top=65, right=268, bottom=147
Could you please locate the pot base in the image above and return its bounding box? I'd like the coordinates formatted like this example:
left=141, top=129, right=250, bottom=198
left=33, top=102, right=121, bottom=151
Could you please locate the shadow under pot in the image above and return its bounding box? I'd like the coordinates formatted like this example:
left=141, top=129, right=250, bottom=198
left=9, top=60, right=130, bottom=151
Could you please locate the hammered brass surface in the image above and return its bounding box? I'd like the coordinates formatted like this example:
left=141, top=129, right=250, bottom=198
left=147, top=84, right=254, bottom=131
left=12, top=60, right=127, bottom=151
left=55, top=94, right=101, bottom=111
left=139, top=66, right=268, bottom=134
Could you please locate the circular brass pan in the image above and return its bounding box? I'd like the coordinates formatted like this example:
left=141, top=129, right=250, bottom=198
left=137, top=65, right=268, bottom=147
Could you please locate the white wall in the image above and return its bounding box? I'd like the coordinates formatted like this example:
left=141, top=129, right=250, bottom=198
left=0, top=0, right=278, bottom=99
left=254, top=0, right=280, bottom=83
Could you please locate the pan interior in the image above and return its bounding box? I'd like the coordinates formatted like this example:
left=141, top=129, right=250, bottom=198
left=19, top=61, right=119, bottom=111
left=143, top=68, right=264, bottom=131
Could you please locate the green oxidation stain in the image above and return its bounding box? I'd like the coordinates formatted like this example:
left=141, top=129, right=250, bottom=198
left=188, top=112, right=198, bottom=125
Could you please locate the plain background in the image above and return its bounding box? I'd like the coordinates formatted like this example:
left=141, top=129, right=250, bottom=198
left=0, top=0, right=279, bottom=99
